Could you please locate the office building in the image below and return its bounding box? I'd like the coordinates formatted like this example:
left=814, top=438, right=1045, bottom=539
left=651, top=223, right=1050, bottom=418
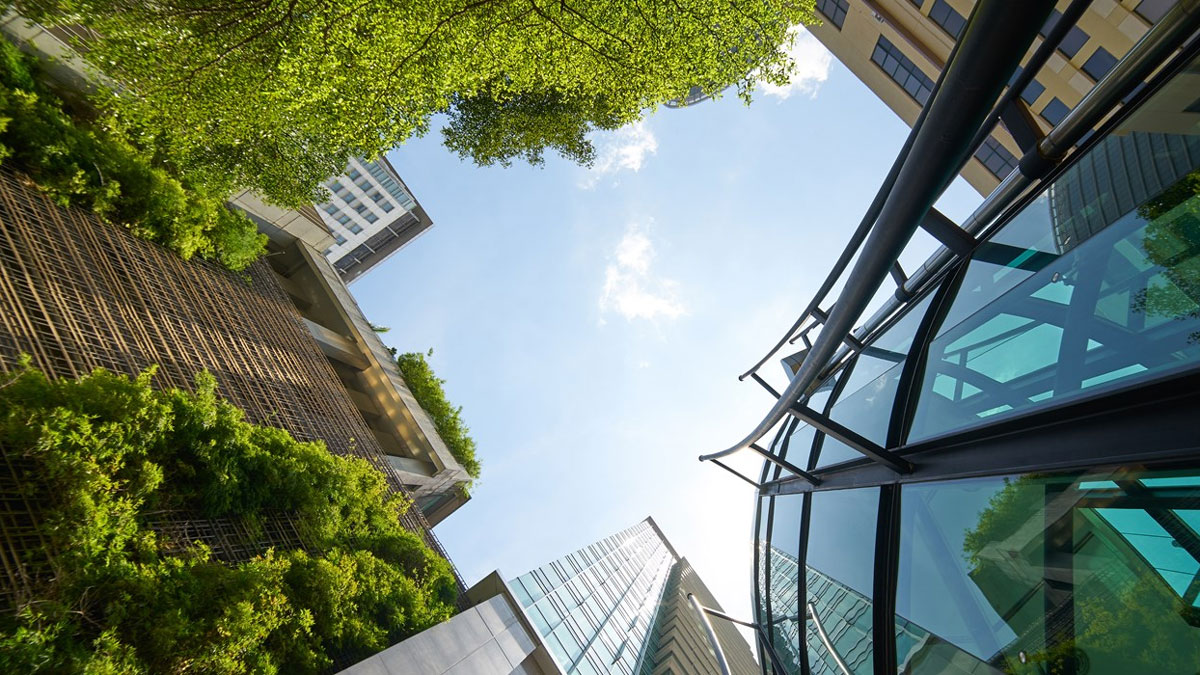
left=0, top=165, right=472, bottom=607
left=316, top=156, right=434, bottom=283
left=342, top=518, right=759, bottom=675
left=806, top=0, right=1169, bottom=195
left=700, top=3, right=1200, bottom=673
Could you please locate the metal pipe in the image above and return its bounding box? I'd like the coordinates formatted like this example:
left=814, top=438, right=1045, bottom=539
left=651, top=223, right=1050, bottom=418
left=807, top=603, right=852, bottom=675
left=687, top=593, right=732, bottom=675
left=802, top=0, right=1200, bottom=394
left=703, top=0, right=1057, bottom=464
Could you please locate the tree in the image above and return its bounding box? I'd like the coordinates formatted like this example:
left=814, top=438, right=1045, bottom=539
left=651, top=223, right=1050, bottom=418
left=18, top=0, right=816, bottom=206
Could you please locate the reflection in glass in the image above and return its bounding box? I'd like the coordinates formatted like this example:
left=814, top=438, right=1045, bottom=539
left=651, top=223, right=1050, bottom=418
left=806, top=488, right=880, bottom=674
left=768, top=495, right=804, bottom=673
left=910, top=128, right=1200, bottom=441
left=820, top=292, right=935, bottom=467
left=896, top=469, right=1200, bottom=674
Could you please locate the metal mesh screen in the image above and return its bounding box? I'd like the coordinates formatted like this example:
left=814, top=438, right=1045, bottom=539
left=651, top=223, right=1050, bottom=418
left=0, top=169, right=462, bottom=608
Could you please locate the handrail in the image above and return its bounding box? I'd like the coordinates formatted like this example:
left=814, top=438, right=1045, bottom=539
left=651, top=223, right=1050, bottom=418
left=702, top=0, right=1058, bottom=467
left=687, top=594, right=790, bottom=675
left=702, top=0, right=1200, bottom=478
left=807, top=603, right=852, bottom=675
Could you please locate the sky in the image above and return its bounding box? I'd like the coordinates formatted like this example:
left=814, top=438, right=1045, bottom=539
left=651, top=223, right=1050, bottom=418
left=353, top=29, right=984, bottom=637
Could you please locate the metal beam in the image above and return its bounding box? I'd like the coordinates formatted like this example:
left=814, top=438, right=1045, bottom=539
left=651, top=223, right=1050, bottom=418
left=704, top=0, right=1057, bottom=468
left=790, top=405, right=913, bottom=474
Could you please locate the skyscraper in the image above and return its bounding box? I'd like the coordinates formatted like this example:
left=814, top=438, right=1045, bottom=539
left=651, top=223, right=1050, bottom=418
left=316, top=156, right=434, bottom=282
left=341, top=518, right=759, bottom=675
left=806, top=0, right=1166, bottom=195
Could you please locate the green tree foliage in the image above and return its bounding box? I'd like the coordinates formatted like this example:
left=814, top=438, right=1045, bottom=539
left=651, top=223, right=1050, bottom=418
left=0, top=39, right=265, bottom=270
left=18, top=0, right=817, bottom=205
left=0, top=363, right=456, bottom=673
left=395, top=350, right=481, bottom=482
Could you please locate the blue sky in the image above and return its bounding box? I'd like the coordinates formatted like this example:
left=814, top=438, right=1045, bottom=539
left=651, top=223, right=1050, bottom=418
left=353, top=30, right=983, bottom=628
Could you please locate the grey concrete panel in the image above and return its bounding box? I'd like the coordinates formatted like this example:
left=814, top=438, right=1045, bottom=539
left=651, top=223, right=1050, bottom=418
left=443, top=640, right=514, bottom=675
left=495, top=624, right=535, bottom=668
left=477, top=595, right=518, bottom=636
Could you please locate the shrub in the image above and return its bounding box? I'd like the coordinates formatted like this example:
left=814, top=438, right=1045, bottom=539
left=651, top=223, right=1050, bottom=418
left=395, top=350, right=481, bottom=482
left=0, top=363, right=456, bottom=673
left=0, top=39, right=264, bottom=271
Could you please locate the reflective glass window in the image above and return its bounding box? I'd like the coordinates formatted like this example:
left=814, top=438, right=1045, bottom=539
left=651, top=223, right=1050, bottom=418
left=1020, top=78, right=1045, bottom=106
left=1136, top=0, right=1176, bottom=24
left=805, top=488, right=879, bottom=674
left=767, top=495, right=804, bottom=673
left=909, top=68, right=1200, bottom=441
left=871, top=36, right=935, bottom=106
left=929, top=0, right=966, bottom=39
left=896, top=468, right=1200, bottom=674
left=1039, top=10, right=1090, bottom=59
left=819, top=292, right=935, bottom=467
left=1082, top=47, right=1118, bottom=82
left=1041, top=97, right=1070, bottom=126
left=816, top=0, right=848, bottom=29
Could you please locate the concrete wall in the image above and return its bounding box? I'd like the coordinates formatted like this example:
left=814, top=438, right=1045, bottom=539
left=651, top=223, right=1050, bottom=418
left=340, top=573, right=560, bottom=675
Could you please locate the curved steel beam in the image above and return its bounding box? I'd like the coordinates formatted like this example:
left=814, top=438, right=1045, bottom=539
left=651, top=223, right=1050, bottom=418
left=703, top=0, right=1057, bottom=465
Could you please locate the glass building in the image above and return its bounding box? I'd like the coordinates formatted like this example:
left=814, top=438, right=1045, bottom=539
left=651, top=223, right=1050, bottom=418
left=727, top=4, right=1200, bottom=674
left=509, top=518, right=759, bottom=675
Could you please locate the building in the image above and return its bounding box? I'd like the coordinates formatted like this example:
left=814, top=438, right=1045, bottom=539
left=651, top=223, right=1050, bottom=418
left=341, top=518, right=760, bottom=675
left=315, top=156, right=434, bottom=283
left=806, top=0, right=1171, bottom=195
left=719, top=3, right=1200, bottom=674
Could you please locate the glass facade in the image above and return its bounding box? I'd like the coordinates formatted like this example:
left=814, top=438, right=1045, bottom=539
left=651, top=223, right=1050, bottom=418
left=509, top=520, right=675, bottom=675
left=752, top=39, right=1200, bottom=675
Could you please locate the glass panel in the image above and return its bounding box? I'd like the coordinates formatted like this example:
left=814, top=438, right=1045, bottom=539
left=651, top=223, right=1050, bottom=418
left=896, top=468, right=1200, bottom=674
left=804, top=488, right=879, bottom=674
left=819, top=292, right=936, bottom=467
left=909, top=57, right=1200, bottom=441
left=768, top=495, right=804, bottom=674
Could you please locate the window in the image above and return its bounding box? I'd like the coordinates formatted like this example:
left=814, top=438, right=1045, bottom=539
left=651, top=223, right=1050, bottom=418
left=766, top=495, right=803, bottom=673
left=896, top=468, right=1200, bottom=674
left=322, top=204, right=338, bottom=215
left=346, top=168, right=361, bottom=181
left=871, top=36, right=935, bottom=106
left=929, top=0, right=966, bottom=39
left=333, top=234, right=346, bottom=245
left=973, top=137, right=1018, bottom=179
left=1020, top=78, right=1045, bottom=106
left=1039, top=10, right=1090, bottom=58
left=908, top=120, right=1200, bottom=441
left=816, top=0, right=848, bottom=29
left=805, top=488, right=879, bottom=674
left=337, top=214, right=351, bottom=225
left=1082, top=47, right=1118, bottom=81
left=348, top=223, right=362, bottom=234
left=364, top=213, right=378, bottom=224
left=1041, top=97, right=1071, bottom=126
left=819, top=292, right=935, bottom=467
left=1136, top=0, right=1176, bottom=24
left=381, top=202, right=395, bottom=213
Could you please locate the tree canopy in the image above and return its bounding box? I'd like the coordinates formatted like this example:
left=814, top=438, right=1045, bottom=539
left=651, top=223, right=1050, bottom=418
left=19, top=0, right=817, bottom=205
left=0, top=363, right=457, bottom=673
left=0, top=38, right=264, bottom=270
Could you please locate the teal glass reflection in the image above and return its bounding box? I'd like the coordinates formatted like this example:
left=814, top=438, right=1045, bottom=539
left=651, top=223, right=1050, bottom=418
left=819, top=292, right=935, bottom=467
left=910, top=126, right=1200, bottom=441
left=895, top=469, right=1200, bottom=674
left=767, top=494, right=804, bottom=674
left=805, top=488, right=879, bottom=674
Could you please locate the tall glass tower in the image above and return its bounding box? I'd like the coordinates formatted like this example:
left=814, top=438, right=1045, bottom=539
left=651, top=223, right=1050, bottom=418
left=509, top=518, right=759, bottom=675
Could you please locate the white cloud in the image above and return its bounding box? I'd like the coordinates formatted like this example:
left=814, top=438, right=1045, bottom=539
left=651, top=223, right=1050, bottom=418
left=759, top=27, right=833, bottom=100
left=580, top=122, right=658, bottom=188
left=599, top=222, right=686, bottom=322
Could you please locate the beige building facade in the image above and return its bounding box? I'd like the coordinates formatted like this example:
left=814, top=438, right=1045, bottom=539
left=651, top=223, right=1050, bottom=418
left=807, top=0, right=1171, bottom=194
